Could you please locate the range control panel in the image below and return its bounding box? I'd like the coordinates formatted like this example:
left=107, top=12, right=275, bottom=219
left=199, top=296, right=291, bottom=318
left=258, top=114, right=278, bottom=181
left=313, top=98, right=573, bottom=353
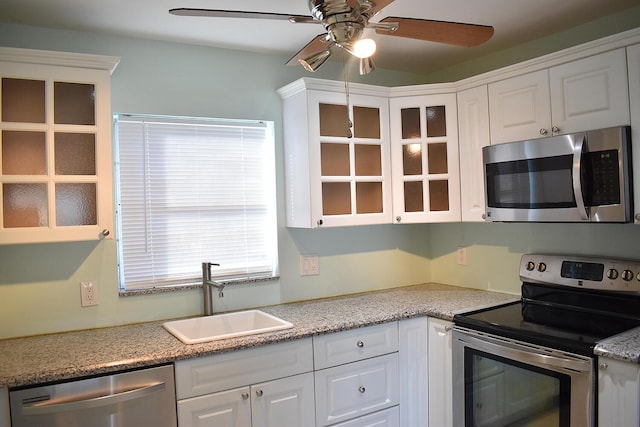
left=520, top=253, right=640, bottom=292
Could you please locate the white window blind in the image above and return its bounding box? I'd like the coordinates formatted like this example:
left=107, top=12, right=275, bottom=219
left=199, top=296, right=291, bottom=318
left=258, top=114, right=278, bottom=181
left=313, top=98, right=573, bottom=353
left=114, top=114, right=278, bottom=290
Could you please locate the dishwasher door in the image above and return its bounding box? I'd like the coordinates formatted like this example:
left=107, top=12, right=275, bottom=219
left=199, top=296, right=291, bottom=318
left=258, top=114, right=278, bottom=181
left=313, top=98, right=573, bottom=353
left=9, top=364, right=176, bottom=427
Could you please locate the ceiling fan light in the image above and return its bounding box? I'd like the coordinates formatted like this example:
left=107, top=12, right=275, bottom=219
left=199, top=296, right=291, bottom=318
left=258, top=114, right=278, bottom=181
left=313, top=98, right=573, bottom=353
left=299, top=49, right=332, bottom=72
left=359, top=57, right=375, bottom=75
left=352, top=38, right=376, bottom=58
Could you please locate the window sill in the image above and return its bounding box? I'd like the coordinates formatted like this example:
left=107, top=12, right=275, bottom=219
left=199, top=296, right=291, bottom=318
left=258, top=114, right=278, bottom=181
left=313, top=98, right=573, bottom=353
left=119, top=275, right=280, bottom=297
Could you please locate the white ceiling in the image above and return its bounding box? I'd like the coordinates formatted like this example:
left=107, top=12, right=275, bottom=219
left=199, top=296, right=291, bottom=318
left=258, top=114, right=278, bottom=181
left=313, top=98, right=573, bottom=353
left=0, top=0, right=638, bottom=74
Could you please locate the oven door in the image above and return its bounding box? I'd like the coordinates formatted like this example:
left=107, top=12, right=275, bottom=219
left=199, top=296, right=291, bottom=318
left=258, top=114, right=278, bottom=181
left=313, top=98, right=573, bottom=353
left=453, top=327, right=594, bottom=427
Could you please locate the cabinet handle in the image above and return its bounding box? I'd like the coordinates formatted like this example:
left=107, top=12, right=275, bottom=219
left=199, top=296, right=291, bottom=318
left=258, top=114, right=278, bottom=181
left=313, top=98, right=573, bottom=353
left=358, top=386, right=366, bottom=393
left=552, top=125, right=560, bottom=134
left=357, top=340, right=365, bottom=348
left=100, top=229, right=110, bottom=238
left=395, top=216, right=402, bottom=223
left=317, top=219, right=323, bottom=226
left=539, top=128, right=548, bottom=135
left=255, top=389, right=264, bottom=397
left=241, top=392, right=249, bottom=400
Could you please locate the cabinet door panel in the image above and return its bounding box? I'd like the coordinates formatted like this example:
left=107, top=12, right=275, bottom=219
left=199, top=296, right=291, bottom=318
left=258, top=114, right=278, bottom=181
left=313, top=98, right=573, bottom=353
left=0, top=51, right=115, bottom=244
left=398, top=318, right=428, bottom=427
left=390, top=93, right=460, bottom=223
left=251, top=372, right=315, bottom=427
left=488, top=70, right=551, bottom=144
left=330, top=406, right=399, bottom=427
left=628, top=43, right=640, bottom=223
left=177, top=387, right=251, bottom=427
left=550, top=48, right=629, bottom=134
left=457, top=85, right=490, bottom=222
left=428, top=318, right=453, bottom=427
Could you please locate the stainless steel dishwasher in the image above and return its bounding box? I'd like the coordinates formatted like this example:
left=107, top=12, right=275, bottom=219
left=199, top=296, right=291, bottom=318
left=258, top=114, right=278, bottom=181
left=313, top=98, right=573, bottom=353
left=9, top=364, right=176, bottom=427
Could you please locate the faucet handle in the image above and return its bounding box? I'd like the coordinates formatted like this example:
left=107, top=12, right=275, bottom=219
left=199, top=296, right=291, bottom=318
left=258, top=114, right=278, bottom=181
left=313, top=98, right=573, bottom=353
left=202, top=262, right=221, bottom=277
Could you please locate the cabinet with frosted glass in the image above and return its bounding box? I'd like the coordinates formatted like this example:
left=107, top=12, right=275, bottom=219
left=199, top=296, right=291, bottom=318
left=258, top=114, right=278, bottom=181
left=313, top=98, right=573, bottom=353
left=389, top=93, right=460, bottom=223
left=278, top=78, right=392, bottom=228
left=0, top=47, right=118, bottom=244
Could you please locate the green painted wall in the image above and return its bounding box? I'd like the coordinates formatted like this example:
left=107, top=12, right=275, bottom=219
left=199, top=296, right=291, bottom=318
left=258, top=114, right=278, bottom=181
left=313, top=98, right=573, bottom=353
left=0, top=10, right=639, bottom=339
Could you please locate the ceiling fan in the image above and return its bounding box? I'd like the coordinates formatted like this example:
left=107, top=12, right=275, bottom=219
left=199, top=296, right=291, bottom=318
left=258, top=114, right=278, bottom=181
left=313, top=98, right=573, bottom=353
left=169, top=0, right=494, bottom=75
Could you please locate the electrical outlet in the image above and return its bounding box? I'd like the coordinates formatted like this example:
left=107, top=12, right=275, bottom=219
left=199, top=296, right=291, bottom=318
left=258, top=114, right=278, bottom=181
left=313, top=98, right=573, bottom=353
left=299, top=255, right=319, bottom=276
left=457, top=247, right=468, bottom=266
left=80, top=281, right=98, bottom=307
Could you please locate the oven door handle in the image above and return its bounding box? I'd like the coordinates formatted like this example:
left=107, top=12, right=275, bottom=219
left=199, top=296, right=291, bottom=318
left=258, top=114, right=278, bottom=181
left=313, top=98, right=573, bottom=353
left=462, top=333, right=592, bottom=373
left=572, top=134, right=589, bottom=221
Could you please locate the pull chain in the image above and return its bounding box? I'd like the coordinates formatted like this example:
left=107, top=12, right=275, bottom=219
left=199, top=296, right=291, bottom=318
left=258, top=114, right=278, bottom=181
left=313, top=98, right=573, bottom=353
left=343, top=51, right=353, bottom=138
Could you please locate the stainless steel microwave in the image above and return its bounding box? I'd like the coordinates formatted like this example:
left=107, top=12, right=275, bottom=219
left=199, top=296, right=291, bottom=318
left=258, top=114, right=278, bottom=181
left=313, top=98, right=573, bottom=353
left=483, top=126, right=632, bottom=222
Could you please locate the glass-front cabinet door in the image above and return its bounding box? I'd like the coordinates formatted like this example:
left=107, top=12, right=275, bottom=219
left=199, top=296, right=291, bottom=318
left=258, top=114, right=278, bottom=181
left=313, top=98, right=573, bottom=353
left=390, top=93, right=460, bottom=223
left=0, top=48, right=118, bottom=244
left=279, top=79, right=392, bottom=228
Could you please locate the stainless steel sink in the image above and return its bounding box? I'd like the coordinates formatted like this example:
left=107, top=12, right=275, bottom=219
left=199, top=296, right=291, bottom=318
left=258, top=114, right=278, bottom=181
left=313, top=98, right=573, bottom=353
left=163, top=310, right=293, bottom=344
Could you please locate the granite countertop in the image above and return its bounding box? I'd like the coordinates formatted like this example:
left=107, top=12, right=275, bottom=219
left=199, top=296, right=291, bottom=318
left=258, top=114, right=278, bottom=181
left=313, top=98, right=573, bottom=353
left=594, top=327, right=640, bottom=363
left=0, top=283, right=517, bottom=388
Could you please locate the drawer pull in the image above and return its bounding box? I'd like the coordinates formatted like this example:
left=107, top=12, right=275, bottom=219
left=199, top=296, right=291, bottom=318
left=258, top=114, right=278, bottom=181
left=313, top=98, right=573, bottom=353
left=255, top=389, right=263, bottom=397
left=358, top=386, right=366, bottom=393
left=241, top=392, right=249, bottom=400
left=357, top=340, right=365, bottom=348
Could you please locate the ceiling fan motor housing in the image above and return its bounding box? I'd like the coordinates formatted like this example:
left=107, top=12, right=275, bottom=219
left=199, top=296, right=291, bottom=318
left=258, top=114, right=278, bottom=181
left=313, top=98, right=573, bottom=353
left=309, top=0, right=373, bottom=45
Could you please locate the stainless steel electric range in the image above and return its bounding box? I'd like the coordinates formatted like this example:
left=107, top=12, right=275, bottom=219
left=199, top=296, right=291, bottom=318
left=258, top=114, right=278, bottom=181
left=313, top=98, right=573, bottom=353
left=452, top=253, right=640, bottom=427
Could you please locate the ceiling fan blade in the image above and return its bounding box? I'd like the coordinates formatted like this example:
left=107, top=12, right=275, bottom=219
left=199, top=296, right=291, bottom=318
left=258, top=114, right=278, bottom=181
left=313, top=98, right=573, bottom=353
left=286, top=34, right=332, bottom=66
left=169, top=8, right=317, bottom=24
left=376, top=17, right=494, bottom=47
left=369, top=0, right=395, bottom=15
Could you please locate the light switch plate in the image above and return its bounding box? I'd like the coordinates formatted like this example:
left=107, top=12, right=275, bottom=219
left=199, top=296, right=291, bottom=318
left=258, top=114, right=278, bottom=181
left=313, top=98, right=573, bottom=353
left=299, top=255, right=319, bottom=276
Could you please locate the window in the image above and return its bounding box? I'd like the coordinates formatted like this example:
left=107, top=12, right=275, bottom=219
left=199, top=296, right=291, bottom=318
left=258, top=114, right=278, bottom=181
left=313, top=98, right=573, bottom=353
left=114, top=114, right=278, bottom=291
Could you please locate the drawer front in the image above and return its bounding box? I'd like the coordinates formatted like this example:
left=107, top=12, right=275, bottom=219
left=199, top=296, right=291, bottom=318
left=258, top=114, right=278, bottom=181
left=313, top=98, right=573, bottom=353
left=177, top=386, right=251, bottom=427
left=315, top=353, right=399, bottom=427
left=175, top=338, right=313, bottom=399
left=330, top=407, right=399, bottom=427
left=314, top=323, right=398, bottom=370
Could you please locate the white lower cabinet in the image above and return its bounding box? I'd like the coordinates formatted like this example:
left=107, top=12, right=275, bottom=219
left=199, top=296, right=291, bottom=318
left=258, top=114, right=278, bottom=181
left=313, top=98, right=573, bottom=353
left=427, top=318, right=453, bottom=427
left=175, top=339, right=315, bottom=427
left=314, top=323, right=400, bottom=427
left=175, top=320, right=432, bottom=427
left=598, top=356, right=640, bottom=426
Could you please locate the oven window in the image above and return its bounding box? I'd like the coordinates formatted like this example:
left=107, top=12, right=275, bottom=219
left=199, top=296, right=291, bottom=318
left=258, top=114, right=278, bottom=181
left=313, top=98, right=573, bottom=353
left=485, top=155, right=575, bottom=209
left=465, top=349, right=570, bottom=427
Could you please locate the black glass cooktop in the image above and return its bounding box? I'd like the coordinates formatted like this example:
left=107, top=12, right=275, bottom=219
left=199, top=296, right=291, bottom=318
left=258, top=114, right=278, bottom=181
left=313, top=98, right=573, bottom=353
left=454, top=283, right=640, bottom=356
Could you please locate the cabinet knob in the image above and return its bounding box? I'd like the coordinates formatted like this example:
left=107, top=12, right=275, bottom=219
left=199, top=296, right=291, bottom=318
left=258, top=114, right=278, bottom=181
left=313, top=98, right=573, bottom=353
left=635, top=213, right=640, bottom=222
left=539, top=128, right=548, bottom=135
left=100, top=229, right=110, bottom=238
left=317, top=219, right=323, bottom=226
left=551, top=125, right=560, bottom=134
left=357, top=340, right=365, bottom=348
left=395, top=216, right=402, bottom=223
left=600, top=362, right=608, bottom=370
left=358, top=386, right=366, bottom=393
left=242, top=392, right=249, bottom=400
left=255, top=389, right=264, bottom=397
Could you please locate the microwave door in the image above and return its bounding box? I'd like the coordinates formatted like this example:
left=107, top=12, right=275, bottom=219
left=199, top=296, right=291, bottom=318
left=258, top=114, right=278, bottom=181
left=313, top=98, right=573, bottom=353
left=484, top=133, right=589, bottom=222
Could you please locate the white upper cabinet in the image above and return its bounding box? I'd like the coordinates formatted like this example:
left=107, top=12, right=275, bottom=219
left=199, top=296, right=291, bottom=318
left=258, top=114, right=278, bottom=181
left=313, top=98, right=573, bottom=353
left=457, top=86, right=491, bottom=222
left=489, top=48, right=630, bottom=144
left=0, top=47, right=118, bottom=244
left=488, top=69, right=552, bottom=144
left=389, top=93, right=460, bottom=223
left=278, top=79, right=392, bottom=228
left=628, top=43, right=640, bottom=223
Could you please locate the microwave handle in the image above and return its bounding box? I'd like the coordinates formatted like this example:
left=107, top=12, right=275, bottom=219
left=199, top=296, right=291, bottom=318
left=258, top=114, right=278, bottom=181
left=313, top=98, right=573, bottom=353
left=572, top=136, right=589, bottom=220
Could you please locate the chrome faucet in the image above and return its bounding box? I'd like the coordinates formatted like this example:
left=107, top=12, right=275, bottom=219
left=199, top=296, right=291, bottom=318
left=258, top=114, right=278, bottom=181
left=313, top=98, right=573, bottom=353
left=202, top=262, right=225, bottom=316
